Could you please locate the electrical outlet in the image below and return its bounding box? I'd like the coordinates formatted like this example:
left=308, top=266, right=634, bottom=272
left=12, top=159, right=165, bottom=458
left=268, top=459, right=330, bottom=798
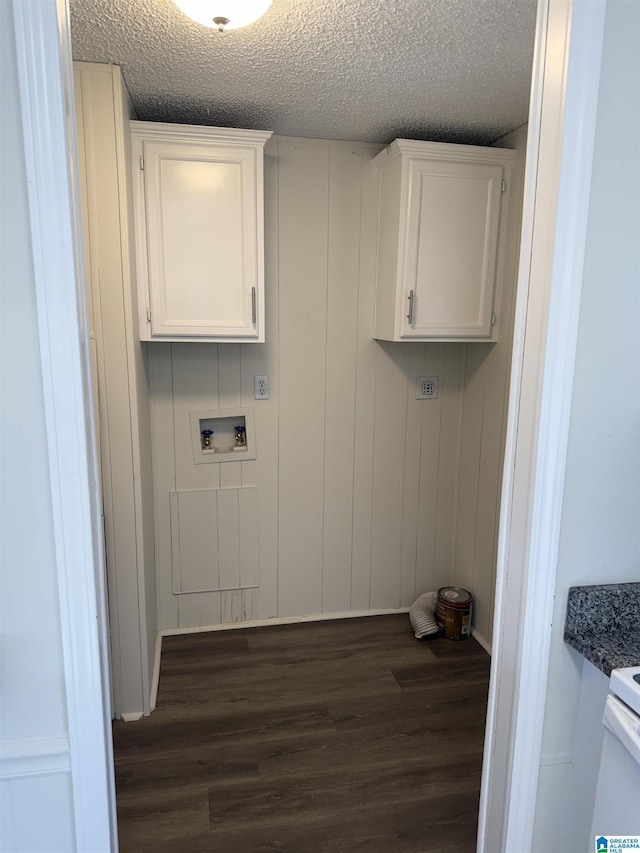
left=416, top=376, right=438, bottom=400
left=254, top=375, right=269, bottom=400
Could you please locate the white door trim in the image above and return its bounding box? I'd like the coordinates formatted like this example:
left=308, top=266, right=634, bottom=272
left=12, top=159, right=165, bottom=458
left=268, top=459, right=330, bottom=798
left=9, top=0, right=609, bottom=848
left=477, top=0, right=607, bottom=850
left=11, top=0, right=117, bottom=848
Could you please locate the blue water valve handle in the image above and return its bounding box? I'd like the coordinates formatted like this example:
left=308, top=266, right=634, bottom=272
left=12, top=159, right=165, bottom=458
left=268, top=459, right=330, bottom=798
left=201, top=429, right=214, bottom=449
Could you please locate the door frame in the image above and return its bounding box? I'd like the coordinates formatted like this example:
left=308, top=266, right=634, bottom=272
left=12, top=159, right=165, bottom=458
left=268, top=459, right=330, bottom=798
left=11, top=0, right=117, bottom=848
left=477, top=0, right=607, bottom=849
left=9, top=0, right=608, bottom=849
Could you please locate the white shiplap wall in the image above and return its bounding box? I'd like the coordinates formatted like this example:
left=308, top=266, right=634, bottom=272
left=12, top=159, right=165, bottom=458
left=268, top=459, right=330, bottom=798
left=74, top=63, right=156, bottom=716
left=453, top=125, right=528, bottom=649
left=149, top=137, right=469, bottom=629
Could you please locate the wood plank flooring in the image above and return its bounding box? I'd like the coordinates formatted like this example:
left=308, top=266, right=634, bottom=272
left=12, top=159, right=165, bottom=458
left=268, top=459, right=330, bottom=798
left=112, top=615, right=491, bottom=853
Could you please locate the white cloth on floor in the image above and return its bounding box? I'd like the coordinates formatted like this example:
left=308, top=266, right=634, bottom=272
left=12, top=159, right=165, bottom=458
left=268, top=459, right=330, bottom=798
left=409, top=591, right=439, bottom=639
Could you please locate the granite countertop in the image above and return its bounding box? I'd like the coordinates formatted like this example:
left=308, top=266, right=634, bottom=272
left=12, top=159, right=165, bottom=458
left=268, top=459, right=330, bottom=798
left=564, top=582, right=640, bottom=676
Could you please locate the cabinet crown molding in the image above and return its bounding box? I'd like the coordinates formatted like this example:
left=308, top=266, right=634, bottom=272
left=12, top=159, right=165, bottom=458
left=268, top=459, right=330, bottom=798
left=130, top=120, right=273, bottom=148
left=374, top=138, right=516, bottom=168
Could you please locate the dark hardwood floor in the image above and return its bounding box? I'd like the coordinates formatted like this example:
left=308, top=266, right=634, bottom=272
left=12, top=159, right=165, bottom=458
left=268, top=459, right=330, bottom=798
left=112, top=615, right=491, bottom=853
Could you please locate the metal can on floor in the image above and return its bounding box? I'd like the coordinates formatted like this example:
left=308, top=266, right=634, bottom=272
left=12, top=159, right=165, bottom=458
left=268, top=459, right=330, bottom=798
left=435, top=587, right=473, bottom=640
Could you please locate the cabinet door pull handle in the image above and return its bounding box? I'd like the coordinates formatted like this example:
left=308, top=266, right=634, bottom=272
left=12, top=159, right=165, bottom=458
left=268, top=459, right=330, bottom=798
left=251, top=287, right=257, bottom=325
left=407, top=290, right=415, bottom=326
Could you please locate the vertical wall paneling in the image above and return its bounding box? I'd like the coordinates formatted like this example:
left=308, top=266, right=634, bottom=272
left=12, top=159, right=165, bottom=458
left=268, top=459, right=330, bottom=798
left=77, top=66, right=140, bottom=709
left=217, top=342, right=245, bottom=623
left=170, top=487, right=260, bottom=595
left=453, top=125, right=527, bottom=648
left=414, top=344, right=446, bottom=597
left=72, top=76, right=95, bottom=337
left=321, top=145, right=363, bottom=613
left=350, top=149, right=381, bottom=611
left=221, top=589, right=243, bottom=625
left=115, top=69, right=158, bottom=697
left=277, top=140, right=330, bottom=617
left=470, top=346, right=509, bottom=641
left=171, top=489, right=220, bottom=592
left=217, top=344, right=242, bottom=489
left=172, top=344, right=222, bottom=627
left=74, top=63, right=155, bottom=717
left=0, top=774, right=75, bottom=853
left=73, top=67, right=123, bottom=706
left=149, top=344, right=178, bottom=629
left=177, top=589, right=221, bottom=629
left=239, top=138, right=280, bottom=621
left=399, top=343, right=428, bottom=606
left=434, top=346, right=466, bottom=584
left=369, top=342, right=410, bottom=609
left=146, top=134, right=522, bottom=634
left=238, top=486, right=261, bottom=588
left=487, top=125, right=528, bottom=645
left=217, top=489, right=241, bottom=589
left=172, top=344, right=220, bottom=491
left=454, top=349, right=486, bottom=596
left=169, top=491, right=182, bottom=591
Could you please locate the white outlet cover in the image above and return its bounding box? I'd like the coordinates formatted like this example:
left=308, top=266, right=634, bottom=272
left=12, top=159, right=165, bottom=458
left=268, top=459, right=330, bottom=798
left=416, top=376, right=439, bottom=399
left=254, top=375, right=269, bottom=400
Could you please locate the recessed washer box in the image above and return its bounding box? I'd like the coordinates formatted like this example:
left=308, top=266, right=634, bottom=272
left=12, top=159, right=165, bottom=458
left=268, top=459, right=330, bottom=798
left=190, top=407, right=256, bottom=464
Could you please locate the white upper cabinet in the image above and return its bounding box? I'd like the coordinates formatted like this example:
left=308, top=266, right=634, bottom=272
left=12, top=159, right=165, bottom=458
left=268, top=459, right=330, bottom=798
left=131, top=122, right=272, bottom=342
left=373, top=139, right=514, bottom=342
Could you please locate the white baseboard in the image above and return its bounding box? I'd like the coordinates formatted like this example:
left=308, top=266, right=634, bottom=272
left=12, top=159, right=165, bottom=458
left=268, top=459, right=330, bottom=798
left=149, top=631, right=163, bottom=713
left=120, top=712, right=144, bottom=723
left=471, top=628, right=492, bottom=655
left=159, top=607, right=411, bottom=638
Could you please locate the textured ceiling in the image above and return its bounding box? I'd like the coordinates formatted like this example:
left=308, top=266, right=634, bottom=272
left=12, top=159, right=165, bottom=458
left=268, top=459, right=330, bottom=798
left=70, top=0, right=537, bottom=145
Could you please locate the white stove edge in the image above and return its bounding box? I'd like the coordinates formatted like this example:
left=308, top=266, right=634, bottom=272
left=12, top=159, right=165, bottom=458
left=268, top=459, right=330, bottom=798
left=609, top=666, right=640, bottom=717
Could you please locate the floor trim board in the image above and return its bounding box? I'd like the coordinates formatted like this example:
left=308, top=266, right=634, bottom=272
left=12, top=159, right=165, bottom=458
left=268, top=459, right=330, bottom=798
left=149, top=631, right=163, bottom=713
left=159, top=607, right=411, bottom=639
left=472, top=628, right=492, bottom=655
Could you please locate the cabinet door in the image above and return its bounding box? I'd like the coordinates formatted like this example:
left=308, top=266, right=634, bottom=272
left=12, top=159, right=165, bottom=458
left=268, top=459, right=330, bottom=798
left=143, top=140, right=260, bottom=339
left=402, top=159, right=503, bottom=339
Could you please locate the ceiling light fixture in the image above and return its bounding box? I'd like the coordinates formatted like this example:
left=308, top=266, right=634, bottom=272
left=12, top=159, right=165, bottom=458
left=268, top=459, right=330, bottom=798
left=172, top=0, right=273, bottom=32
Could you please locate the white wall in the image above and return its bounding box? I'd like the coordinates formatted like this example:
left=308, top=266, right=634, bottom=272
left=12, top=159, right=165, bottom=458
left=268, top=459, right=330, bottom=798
left=150, top=137, right=469, bottom=629
left=149, top=134, right=526, bottom=633
left=74, top=62, right=157, bottom=719
left=454, top=124, right=528, bottom=649
left=533, top=0, right=640, bottom=847
left=0, top=0, right=75, bottom=846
